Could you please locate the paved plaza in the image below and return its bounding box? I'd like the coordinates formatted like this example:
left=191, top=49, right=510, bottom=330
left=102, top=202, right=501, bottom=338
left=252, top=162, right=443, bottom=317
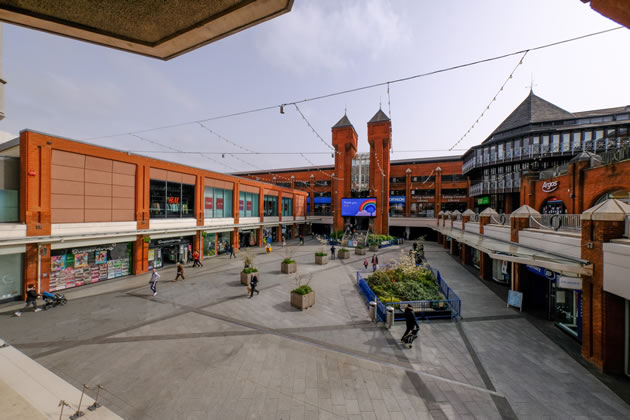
left=1, top=240, right=630, bottom=419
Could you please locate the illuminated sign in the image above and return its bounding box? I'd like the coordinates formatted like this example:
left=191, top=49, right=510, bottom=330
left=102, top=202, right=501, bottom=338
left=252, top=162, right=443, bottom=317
left=341, top=198, right=377, bottom=217
left=542, top=180, right=559, bottom=193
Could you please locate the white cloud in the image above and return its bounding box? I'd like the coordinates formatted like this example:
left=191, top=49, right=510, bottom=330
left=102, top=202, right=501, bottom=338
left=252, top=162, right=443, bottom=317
left=256, top=0, right=409, bottom=74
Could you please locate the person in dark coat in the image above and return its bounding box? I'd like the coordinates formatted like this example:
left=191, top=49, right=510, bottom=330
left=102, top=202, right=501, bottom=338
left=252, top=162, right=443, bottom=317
left=249, top=273, right=260, bottom=298
left=174, top=262, right=185, bottom=281
left=14, top=284, right=41, bottom=316
left=371, top=254, right=379, bottom=272
left=330, top=244, right=336, bottom=260
left=401, top=304, right=419, bottom=342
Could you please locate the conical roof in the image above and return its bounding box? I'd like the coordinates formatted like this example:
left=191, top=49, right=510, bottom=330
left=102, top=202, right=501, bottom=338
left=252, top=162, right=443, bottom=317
left=368, top=108, right=390, bottom=124
left=582, top=199, right=630, bottom=221
left=489, top=91, right=573, bottom=137
left=511, top=204, right=540, bottom=219
left=480, top=207, right=499, bottom=216
left=462, top=209, right=476, bottom=217
left=332, top=114, right=353, bottom=129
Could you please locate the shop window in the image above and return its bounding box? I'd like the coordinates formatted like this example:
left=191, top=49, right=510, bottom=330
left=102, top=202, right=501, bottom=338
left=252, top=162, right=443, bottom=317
left=205, top=187, right=233, bottom=218
left=204, top=187, right=214, bottom=218
left=181, top=184, right=195, bottom=217
left=264, top=195, right=278, bottom=216
left=282, top=197, right=293, bottom=217
left=150, top=180, right=167, bottom=218
left=0, top=157, right=19, bottom=223
left=239, top=191, right=260, bottom=218
left=166, top=182, right=182, bottom=217
left=0, top=253, right=22, bottom=301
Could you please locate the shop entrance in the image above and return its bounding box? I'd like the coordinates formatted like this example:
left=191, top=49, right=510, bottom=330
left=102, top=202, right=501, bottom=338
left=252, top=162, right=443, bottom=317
left=149, top=237, right=193, bottom=269
left=344, top=216, right=371, bottom=232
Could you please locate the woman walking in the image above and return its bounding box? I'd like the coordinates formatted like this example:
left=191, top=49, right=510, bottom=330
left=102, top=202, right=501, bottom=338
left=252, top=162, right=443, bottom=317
left=149, top=269, right=160, bottom=296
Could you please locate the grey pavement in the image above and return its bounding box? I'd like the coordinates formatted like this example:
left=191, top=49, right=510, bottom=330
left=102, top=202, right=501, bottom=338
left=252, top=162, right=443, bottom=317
left=1, top=238, right=629, bottom=419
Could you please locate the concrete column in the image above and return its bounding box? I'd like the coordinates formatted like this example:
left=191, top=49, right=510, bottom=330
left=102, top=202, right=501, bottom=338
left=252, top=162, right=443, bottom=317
left=510, top=205, right=539, bottom=243
left=232, top=228, right=239, bottom=251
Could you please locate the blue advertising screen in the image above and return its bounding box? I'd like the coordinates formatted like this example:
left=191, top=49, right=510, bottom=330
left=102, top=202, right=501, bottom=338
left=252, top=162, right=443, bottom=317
left=341, top=198, right=377, bottom=217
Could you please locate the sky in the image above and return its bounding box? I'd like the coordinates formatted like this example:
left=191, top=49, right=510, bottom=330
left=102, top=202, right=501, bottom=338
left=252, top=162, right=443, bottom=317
left=2, top=0, right=630, bottom=175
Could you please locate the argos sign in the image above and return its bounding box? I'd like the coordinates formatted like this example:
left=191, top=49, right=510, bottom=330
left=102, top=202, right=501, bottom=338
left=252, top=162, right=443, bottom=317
left=542, top=180, right=559, bottom=193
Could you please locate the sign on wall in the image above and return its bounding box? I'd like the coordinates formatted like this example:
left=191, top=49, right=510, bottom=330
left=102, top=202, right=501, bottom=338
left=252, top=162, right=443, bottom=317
left=542, top=180, right=559, bottom=193
left=341, top=198, right=377, bottom=217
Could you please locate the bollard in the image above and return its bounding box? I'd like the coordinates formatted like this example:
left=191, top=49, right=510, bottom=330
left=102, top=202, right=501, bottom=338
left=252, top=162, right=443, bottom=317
left=386, top=306, right=395, bottom=329
left=58, top=400, right=71, bottom=420
left=369, top=301, right=376, bottom=322
left=88, top=385, right=104, bottom=411
left=69, top=385, right=87, bottom=419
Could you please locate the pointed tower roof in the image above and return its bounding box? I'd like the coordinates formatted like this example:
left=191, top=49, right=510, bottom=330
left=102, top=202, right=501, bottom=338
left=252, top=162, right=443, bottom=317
left=511, top=204, right=540, bottom=219
left=582, top=199, right=630, bottom=221
left=368, top=108, right=390, bottom=124
left=332, top=113, right=354, bottom=129
left=488, top=92, right=573, bottom=138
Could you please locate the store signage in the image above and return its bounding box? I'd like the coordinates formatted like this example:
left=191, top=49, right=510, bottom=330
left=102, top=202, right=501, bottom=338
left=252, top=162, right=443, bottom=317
left=542, top=180, right=559, bottom=193
left=247, top=201, right=252, bottom=211
left=70, top=245, right=115, bottom=254
left=526, top=264, right=556, bottom=281
left=477, top=196, right=489, bottom=205
left=389, top=196, right=405, bottom=203
left=204, top=197, right=213, bottom=209
left=216, top=198, right=224, bottom=210
left=557, top=276, right=582, bottom=290
left=168, top=196, right=180, bottom=204
left=157, top=238, right=184, bottom=245
left=239, top=200, right=244, bottom=210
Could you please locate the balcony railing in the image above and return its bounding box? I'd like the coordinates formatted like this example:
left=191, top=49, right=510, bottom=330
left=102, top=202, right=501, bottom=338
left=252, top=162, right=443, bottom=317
left=529, top=214, right=581, bottom=232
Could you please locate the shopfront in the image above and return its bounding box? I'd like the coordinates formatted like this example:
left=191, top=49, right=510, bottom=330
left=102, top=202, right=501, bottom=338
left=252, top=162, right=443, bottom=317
left=541, top=197, right=566, bottom=214
left=239, top=229, right=258, bottom=248
left=389, top=196, right=405, bottom=217
left=492, top=259, right=511, bottom=284
left=0, top=252, right=23, bottom=302
left=263, top=227, right=277, bottom=243
left=148, top=237, right=193, bottom=269
left=49, top=243, right=132, bottom=292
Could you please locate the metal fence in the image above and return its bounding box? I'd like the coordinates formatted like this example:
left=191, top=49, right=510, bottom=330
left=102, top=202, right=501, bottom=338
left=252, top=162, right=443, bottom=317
left=529, top=214, right=581, bottom=232
left=356, top=270, right=461, bottom=321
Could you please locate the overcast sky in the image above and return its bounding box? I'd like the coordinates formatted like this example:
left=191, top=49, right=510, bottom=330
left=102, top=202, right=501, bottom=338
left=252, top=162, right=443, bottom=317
left=2, top=0, right=629, bottom=174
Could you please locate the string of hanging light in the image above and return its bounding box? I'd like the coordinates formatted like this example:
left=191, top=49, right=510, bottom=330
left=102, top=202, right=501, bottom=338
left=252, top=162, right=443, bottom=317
left=448, top=51, right=528, bottom=151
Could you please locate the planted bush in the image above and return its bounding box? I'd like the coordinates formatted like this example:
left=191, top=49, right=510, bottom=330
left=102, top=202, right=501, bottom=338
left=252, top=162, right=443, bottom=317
left=282, top=258, right=296, bottom=264
left=242, top=267, right=258, bottom=274
left=315, top=252, right=328, bottom=257
left=292, top=284, right=313, bottom=295
left=367, top=255, right=442, bottom=302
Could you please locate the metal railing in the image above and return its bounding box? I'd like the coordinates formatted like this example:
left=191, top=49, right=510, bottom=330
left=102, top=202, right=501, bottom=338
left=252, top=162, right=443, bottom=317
left=529, top=214, right=581, bottom=232
left=490, top=213, right=510, bottom=225
left=356, top=270, right=461, bottom=321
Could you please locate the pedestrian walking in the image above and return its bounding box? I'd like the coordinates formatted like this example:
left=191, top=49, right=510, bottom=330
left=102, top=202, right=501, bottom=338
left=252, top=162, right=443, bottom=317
left=229, top=244, right=236, bottom=259
left=282, top=235, right=286, bottom=247
left=299, top=233, right=304, bottom=245
left=14, top=284, right=41, bottom=316
left=363, top=258, right=369, bottom=271
left=249, top=273, right=260, bottom=298
left=175, top=262, right=185, bottom=281
left=330, top=244, right=336, bottom=260
left=401, top=304, right=419, bottom=345
left=149, top=269, right=160, bottom=296
left=371, top=254, right=379, bottom=272
left=192, top=250, right=203, bottom=267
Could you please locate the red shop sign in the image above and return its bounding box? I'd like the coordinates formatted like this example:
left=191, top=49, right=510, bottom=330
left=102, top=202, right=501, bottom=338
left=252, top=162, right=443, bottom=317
left=239, top=200, right=244, bottom=210
left=167, top=196, right=180, bottom=204
left=216, top=198, right=224, bottom=210
left=204, top=197, right=213, bottom=209
left=247, top=201, right=252, bottom=211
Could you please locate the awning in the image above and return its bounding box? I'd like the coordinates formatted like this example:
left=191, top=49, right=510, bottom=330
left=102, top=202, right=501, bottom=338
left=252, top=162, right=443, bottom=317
left=436, top=226, right=592, bottom=276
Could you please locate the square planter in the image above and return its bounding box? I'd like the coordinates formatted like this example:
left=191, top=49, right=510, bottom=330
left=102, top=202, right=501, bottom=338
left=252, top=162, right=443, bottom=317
left=281, top=262, right=297, bottom=274
left=355, top=248, right=366, bottom=255
left=369, top=245, right=379, bottom=252
left=315, top=255, right=328, bottom=265
left=337, top=251, right=350, bottom=259
left=240, top=272, right=256, bottom=285
left=291, top=291, right=315, bottom=310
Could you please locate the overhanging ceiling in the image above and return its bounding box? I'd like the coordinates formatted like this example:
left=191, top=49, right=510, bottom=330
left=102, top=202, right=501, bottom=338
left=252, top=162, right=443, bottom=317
left=0, top=0, right=293, bottom=60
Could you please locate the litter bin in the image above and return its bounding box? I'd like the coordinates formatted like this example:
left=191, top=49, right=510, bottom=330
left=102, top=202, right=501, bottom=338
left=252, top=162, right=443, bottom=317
left=386, top=306, right=395, bottom=329
left=369, top=301, right=377, bottom=322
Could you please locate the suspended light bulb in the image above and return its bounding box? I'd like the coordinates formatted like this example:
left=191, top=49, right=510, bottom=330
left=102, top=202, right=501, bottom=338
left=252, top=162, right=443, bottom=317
left=222, top=153, right=225, bottom=158
left=280, top=105, right=285, bottom=114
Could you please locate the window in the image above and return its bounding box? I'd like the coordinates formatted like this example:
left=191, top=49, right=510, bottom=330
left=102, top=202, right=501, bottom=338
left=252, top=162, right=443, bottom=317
left=572, top=132, right=581, bottom=151
left=551, top=134, right=560, bottom=152
left=264, top=195, right=278, bottom=216
left=150, top=180, right=195, bottom=218
left=239, top=191, right=259, bottom=218
left=204, top=187, right=233, bottom=218
left=282, top=197, right=293, bottom=217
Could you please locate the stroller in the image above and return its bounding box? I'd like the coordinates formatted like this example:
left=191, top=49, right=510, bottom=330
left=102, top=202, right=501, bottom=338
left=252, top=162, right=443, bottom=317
left=401, top=326, right=419, bottom=349
left=42, top=291, right=68, bottom=310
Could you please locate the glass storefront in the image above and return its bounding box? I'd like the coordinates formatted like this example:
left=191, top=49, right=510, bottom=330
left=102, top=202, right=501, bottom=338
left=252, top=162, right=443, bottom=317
left=263, top=227, right=276, bottom=243
left=264, top=195, right=278, bottom=216
left=150, top=180, right=196, bottom=218
left=0, top=253, right=23, bottom=301
left=282, top=197, right=293, bottom=217
left=203, top=233, right=217, bottom=257
left=552, top=276, right=582, bottom=340
left=410, top=202, right=434, bottom=217
left=239, top=229, right=258, bottom=248
left=0, top=157, right=19, bottom=222
left=492, top=259, right=510, bottom=284
left=472, top=248, right=481, bottom=269
left=541, top=197, right=566, bottom=214
left=239, top=191, right=259, bottom=217
left=50, top=243, right=132, bottom=291
left=148, top=237, right=193, bottom=269
left=204, top=187, right=233, bottom=218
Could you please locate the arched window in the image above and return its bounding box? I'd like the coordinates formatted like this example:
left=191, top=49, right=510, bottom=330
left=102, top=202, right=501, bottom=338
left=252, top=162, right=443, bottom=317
left=541, top=197, right=566, bottom=214
left=594, top=190, right=630, bottom=206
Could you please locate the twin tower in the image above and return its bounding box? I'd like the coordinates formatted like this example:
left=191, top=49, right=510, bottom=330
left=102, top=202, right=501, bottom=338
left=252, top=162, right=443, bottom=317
left=331, top=109, right=392, bottom=234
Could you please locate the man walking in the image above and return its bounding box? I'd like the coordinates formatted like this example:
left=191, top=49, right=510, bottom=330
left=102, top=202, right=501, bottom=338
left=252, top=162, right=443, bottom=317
left=249, top=273, right=260, bottom=298
left=401, top=304, right=419, bottom=347
left=149, top=269, right=160, bottom=296
left=229, top=243, right=236, bottom=259
left=14, top=284, right=41, bottom=316
left=371, top=254, right=379, bottom=272
left=175, top=262, right=185, bottom=281
left=330, top=244, right=336, bottom=260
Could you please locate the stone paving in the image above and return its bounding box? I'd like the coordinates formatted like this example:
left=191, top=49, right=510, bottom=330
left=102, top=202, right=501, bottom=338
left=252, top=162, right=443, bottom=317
left=1, top=239, right=629, bottom=419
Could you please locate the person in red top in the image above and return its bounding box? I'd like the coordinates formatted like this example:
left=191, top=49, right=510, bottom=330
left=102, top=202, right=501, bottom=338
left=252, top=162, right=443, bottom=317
left=192, top=250, right=202, bottom=267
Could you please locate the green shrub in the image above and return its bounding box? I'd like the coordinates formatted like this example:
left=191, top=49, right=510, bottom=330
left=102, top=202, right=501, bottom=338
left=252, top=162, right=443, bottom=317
left=315, top=252, right=328, bottom=257
left=339, top=248, right=349, bottom=252
left=242, top=267, right=258, bottom=274
left=366, top=261, right=443, bottom=302
left=282, top=258, right=296, bottom=264
left=356, top=244, right=364, bottom=249
left=292, top=285, right=313, bottom=295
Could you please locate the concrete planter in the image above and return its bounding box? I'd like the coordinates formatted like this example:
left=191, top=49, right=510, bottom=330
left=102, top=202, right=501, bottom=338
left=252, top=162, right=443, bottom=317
left=369, top=245, right=379, bottom=252
left=281, top=262, right=297, bottom=274
left=315, top=255, right=328, bottom=265
left=240, top=272, right=257, bottom=285
left=337, top=250, right=350, bottom=259
left=291, top=291, right=315, bottom=310
left=355, top=248, right=366, bottom=255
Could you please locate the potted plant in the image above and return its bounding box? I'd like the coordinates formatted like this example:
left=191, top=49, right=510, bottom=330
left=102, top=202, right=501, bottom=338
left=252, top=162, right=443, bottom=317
left=290, top=273, right=315, bottom=310
left=281, top=247, right=297, bottom=273
left=368, top=239, right=378, bottom=252
left=337, top=247, right=350, bottom=259
left=355, top=244, right=366, bottom=255
left=315, top=239, right=329, bottom=265
left=240, top=251, right=257, bottom=285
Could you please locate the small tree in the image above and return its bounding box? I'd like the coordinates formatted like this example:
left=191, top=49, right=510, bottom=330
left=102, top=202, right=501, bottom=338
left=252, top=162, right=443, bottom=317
left=240, top=249, right=255, bottom=269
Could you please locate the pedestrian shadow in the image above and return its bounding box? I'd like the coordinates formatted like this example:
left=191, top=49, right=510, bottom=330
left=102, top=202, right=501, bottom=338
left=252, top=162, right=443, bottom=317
left=272, top=302, right=300, bottom=313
